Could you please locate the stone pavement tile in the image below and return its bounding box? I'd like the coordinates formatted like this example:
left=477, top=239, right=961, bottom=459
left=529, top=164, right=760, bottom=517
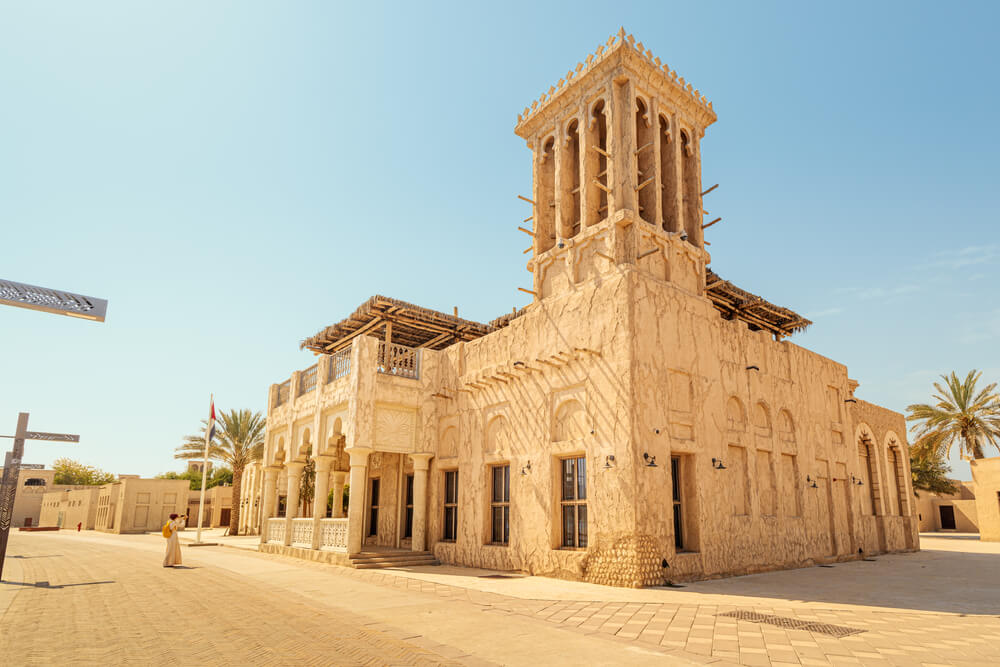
left=739, top=652, right=774, bottom=666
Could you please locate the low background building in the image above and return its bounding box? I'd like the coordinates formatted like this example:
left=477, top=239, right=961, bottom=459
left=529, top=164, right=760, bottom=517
left=94, top=478, right=190, bottom=534
left=916, top=481, right=979, bottom=532
left=0, top=465, right=93, bottom=528
left=39, top=487, right=101, bottom=529
left=186, top=485, right=233, bottom=529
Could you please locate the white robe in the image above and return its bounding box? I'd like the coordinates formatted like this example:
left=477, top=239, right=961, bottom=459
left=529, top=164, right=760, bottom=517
left=162, top=518, right=185, bottom=567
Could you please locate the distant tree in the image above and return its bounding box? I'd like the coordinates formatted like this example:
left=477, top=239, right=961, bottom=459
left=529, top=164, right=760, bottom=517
left=909, top=446, right=959, bottom=497
left=51, top=458, right=115, bottom=485
left=906, top=370, right=1000, bottom=461
left=175, top=409, right=265, bottom=535
left=156, top=467, right=233, bottom=491
left=327, top=483, right=349, bottom=516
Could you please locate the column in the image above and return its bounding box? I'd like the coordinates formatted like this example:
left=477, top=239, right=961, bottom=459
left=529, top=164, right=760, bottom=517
left=409, top=453, right=433, bottom=552
left=258, top=465, right=280, bottom=545
left=345, top=446, right=372, bottom=555
left=283, top=461, right=305, bottom=547
left=310, top=454, right=334, bottom=550
left=330, top=471, right=347, bottom=518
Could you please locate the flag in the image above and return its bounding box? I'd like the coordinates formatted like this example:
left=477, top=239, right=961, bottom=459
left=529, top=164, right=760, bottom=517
left=207, top=397, right=216, bottom=444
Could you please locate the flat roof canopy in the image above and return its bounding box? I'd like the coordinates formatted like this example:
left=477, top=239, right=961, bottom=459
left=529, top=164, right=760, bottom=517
left=705, top=269, right=811, bottom=338
left=301, top=295, right=496, bottom=353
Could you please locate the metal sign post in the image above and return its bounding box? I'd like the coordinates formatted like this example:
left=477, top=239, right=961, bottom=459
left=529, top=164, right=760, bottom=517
left=0, top=278, right=107, bottom=322
left=0, top=412, right=80, bottom=581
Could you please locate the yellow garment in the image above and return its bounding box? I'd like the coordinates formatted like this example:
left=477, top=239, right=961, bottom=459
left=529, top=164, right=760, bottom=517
left=162, top=523, right=173, bottom=538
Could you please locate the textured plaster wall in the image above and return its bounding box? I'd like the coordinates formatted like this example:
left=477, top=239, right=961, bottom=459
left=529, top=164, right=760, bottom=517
left=971, top=457, right=1000, bottom=541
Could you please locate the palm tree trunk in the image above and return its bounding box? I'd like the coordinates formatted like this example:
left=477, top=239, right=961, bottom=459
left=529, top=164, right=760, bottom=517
left=230, top=464, right=243, bottom=535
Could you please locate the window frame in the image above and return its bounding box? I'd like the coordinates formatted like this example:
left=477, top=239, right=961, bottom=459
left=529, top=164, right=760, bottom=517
left=442, top=470, right=458, bottom=542
left=367, top=477, right=380, bottom=538
left=403, top=473, right=414, bottom=539
left=671, top=456, right=684, bottom=550
left=559, top=456, right=588, bottom=549
left=489, top=464, right=510, bottom=546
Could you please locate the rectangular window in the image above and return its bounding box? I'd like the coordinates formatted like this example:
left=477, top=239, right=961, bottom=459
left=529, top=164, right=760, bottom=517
left=442, top=470, right=458, bottom=542
left=560, top=456, right=587, bottom=548
left=490, top=465, right=510, bottom=545
left=403, top=474, right=414, bottom=539
left=671, top=456, right=683, bottom=550
left=368, top=478, right=380, bottom=537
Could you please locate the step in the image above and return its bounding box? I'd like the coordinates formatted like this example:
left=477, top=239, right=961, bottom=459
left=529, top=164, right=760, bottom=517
left=353, top=559, right=441, bottom=569
left=350, top=556, right=438, bottom=566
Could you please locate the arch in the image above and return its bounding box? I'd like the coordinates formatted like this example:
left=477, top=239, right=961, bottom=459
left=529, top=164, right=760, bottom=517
left=658, top=113, right=678, bottom=232
left=560, top=118, right=582, bottom=238
left=485, top=415, right=510, bottom=455
left=752, top=402, right=772, bottom=435
left=855, top=423, right=879, bottom=516
left=884, top=431, right=907, bottom=516
left=23, top=478, right=46, bottom=487
left=777, top=409, right=795, bottom=442
left=726, top=396, right=746, bottom=431
left=297, top=426, right=312, bottom=458
left=440, top=425, right=459, bottom=459
left=586, top=99, right=609, bottom=227
left=537, top=135, right=557, bottom=253
left=635, top=97, right=655, bottom=224
left=680, top=129, right=700, bottom=246
left=272, top=436, right=286, bottom=465
left=553, top=398, right=588, bottom=441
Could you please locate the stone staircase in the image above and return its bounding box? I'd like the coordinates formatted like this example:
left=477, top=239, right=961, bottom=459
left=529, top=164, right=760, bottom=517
left=348, top=550, right=440, bottom=569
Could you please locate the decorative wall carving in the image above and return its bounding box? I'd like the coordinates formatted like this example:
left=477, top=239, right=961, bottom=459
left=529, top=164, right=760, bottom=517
left=374, top=406, right=416, bottom=453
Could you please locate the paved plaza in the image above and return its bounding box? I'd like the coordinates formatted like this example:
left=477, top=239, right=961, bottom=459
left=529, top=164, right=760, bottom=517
left=1, top=531, right=998, bottom=666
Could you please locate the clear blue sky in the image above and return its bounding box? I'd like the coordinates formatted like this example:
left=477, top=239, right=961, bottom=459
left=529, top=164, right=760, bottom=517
left=2, top=2, right=997, bottom=480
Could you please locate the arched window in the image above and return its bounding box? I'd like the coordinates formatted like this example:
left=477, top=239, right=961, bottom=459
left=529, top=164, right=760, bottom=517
left=726, top=396, right=746, bottom=431
left=635, top=98, right=655, bottom=224
left=680, top=130, right=700, bottom=246
left=537, top=137, right=557, bottom=253
left=658, top=114, right=678, bottom=232
left=24, top=478, right=46, bottom=487
left=586, top=100, right=609, bottom=227
left=561, top=119, right=582, bottom=238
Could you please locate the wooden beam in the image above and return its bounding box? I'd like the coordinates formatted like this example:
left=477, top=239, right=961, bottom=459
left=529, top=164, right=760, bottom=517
left=417, top=331, right=453, bottom=349
left=517, top=195, right=536, bottom=205
left=595, top=251, right=615, bottom=262
left=701, top=184, right=719, bottom=196
left=518, top=287, right=538, bottom=296
left=637, top=248, right=659, bottom=260
left=325, top=317, right=385, bottom=351
left=702, top=217, right=721, bottom=230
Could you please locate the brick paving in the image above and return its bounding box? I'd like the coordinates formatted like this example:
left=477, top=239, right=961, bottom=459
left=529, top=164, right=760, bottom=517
left=2, top=531, right=999, bottom=666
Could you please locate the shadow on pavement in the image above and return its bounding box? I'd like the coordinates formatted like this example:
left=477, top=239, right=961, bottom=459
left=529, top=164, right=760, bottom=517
left=1, top=580, right=114, bottom=589
left=8, top=554, right=64, bottom=559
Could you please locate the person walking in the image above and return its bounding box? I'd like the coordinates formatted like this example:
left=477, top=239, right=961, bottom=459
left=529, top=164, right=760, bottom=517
left=162, top=513, right=187, bottom=567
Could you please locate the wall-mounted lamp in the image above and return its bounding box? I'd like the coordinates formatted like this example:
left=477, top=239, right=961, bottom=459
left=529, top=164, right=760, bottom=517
left=513, top=361, right=526, bottom=367
left=661, top=558, right=669, bottom=569
left=654, top=428, right=661, bottom=435
left=746, top=365, right=760, bottom=371
left=850, top=474, right=864, bottom=486
left=806, top=475, right=818, bottom=489
left=844, top=398, right=857, bottom=404
left=643, top=453, right=657, bottom=468
left=711, top=457, right=727, bottom=470
left=521, top=460, right=532, bottom=476
left=603, top=454, right=616, bottom=470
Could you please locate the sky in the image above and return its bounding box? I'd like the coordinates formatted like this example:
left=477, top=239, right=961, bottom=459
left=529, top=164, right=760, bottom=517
left=1, top=2, right=997, bottom=480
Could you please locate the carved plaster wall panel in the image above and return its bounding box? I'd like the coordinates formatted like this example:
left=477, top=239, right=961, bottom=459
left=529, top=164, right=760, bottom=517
left=374, top=405, right=416, bottom=453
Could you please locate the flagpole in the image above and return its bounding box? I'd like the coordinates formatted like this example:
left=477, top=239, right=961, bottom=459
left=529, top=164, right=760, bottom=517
left=195, top=393, right=212, bottom=544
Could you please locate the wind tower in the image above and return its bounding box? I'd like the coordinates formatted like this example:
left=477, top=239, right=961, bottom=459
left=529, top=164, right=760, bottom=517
left=516, top=28, right=717, bottom=300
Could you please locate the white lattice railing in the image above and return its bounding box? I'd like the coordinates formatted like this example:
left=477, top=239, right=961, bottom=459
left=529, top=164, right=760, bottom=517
left=290, top=517, right=313, bottom=547
left=377, top=342, right=421, bottom=380
left=267, top=517, right=285, bottom=544
left=328, top=346, right=351, bottom=382
left=319, top=518, right=349, bottom=551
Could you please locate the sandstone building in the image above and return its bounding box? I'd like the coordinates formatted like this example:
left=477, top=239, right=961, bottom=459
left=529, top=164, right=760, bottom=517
left=240, top=29, right=919, bottom=586
left=0, top=465, right=91, bottom=528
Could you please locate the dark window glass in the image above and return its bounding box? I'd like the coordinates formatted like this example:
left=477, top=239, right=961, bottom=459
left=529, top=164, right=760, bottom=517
left=443, top=471, right=458, bottom=541
left=560, top=456, right=587, bottom=548
left=490, top=466, right=510, bottom=545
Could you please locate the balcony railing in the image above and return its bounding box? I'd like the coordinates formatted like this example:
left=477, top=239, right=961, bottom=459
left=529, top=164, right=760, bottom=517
left=275, top=380, right=291, bottom=407
left=299, top=364, right=318, bottom=396
left=377, top=342, right=421, bottom=380
left=327, top=346, right=351, bottom=382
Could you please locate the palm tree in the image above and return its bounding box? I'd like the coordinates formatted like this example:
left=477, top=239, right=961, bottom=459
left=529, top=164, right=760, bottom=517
left=176, top=409, right=266, bottom=535
left=909, top=446, right=959, bottom=496
left=906, top=370, right=1000, bottom=461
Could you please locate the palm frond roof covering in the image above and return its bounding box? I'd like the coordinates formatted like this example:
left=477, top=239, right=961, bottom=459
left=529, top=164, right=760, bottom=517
left=705, top=268, right=811, bottom=337
left=300, top=295, right=495, bottom=353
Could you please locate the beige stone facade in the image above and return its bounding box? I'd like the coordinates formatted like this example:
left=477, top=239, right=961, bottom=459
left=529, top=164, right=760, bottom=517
left=186, top=485, right=233, bottom=529
left=0, top=466, right=93, bottom=528
left=38, top=487, right=101, bottom=530
left=94, top=478, right=190, bottom=534
left=970, top=456, right=1000, bottom=541
left=240, top=29, right=918, bottom=586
